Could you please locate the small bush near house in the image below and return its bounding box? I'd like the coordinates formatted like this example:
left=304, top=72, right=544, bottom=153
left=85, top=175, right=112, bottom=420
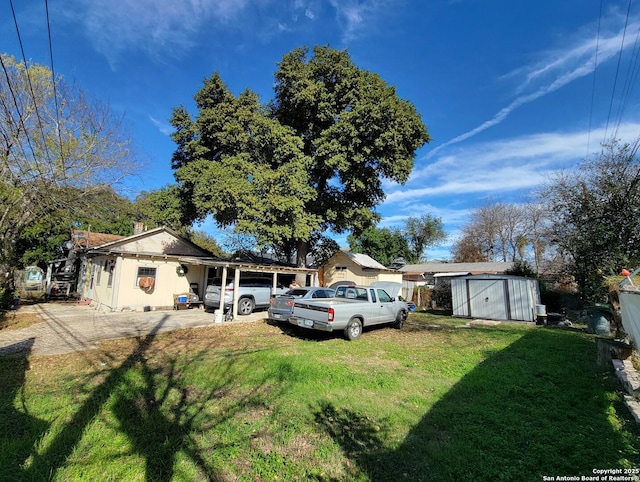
left=431, top=282, right=452, bottom=311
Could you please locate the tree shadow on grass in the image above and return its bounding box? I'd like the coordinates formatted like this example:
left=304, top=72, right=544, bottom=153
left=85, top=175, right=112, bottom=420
left=109, top=337, right=274, bottom=481
left=314, top=328, right=640, bottom=482
left=0, top=338, right=50, bottom=479
left=12, top=317, right=176, bottom=480
left=10, top=315, right=286, bottom=481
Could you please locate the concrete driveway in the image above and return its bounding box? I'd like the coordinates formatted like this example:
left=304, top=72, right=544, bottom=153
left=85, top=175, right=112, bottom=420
left=0, top=303, right=267, bottom=357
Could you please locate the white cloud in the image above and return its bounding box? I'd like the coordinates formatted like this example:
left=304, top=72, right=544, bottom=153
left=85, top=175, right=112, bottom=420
left=385, top=122, right=640, bottom=206
left=149, top=115, right=173, bottom=136
left=328, top=0, right=392, bottom=42
left=55, top=0, right=392, bottom=68
left=428, top=12, right=640, bottom=158
left=380, top=116, right=640, bottom=260
left=378, top=205, right=472, bottom=232
left=57, top=0, right=256, bottom=68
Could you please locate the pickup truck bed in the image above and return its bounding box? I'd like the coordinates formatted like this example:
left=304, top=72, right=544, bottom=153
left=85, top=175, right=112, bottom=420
left=267, top=287, right=336, bottom=322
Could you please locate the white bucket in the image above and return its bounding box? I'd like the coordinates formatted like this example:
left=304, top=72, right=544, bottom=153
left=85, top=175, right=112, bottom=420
left=214, top=310, right=222, bottom=324
left=535, top=304, right=546, bottom=316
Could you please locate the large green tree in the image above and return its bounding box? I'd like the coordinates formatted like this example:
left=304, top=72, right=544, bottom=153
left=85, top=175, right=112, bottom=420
left=404, top=214, right=446, bottom=262
left=541, top=139, right=640, bottom=302
left=188, top=230, right=227, bottom=258
left=170, top=45, right=429, bottom=268
left=348, top=226, right=414, bottom=266
left=132, top=186, right=190, bottom=234
left=132, top=187, right=226, bottom=257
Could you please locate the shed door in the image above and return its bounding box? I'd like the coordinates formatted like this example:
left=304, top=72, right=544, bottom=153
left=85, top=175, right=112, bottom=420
left=468, top=280, right=508, bottom=321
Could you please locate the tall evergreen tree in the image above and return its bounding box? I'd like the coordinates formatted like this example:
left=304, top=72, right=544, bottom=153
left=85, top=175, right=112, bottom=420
left=170, top=46, right=429, bottom=268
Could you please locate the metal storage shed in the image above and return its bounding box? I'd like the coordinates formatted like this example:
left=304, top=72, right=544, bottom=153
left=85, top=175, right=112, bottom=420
left=451, top=274, right=541, bottom=322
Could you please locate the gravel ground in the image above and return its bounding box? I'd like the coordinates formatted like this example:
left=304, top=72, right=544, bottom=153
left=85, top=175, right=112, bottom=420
left=0, top=302, right=267, bottom=357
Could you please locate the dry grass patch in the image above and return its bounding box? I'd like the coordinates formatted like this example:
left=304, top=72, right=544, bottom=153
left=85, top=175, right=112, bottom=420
left=0, top=310, right=43, bottom=331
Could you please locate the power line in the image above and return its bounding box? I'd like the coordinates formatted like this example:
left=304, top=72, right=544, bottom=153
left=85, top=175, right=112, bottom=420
left=612, top=13, right=640, bottom=138
left=604, top=0, right=633, bottom=141
left=45, top=0, right=64, bottom=164
left=0, top=54, right=40, bottom=175
left=8, top=0, right=54, bottom=169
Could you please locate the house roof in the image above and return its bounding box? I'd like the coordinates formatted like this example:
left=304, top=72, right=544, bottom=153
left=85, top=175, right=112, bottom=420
left=71, top=229, right=125, bottom=249
left=87, top=226, right=215, bottom=258
left=340, top=251, right=390, bottom=270
left=399, top=262, right=513, bottom=275
left=86, top=226, right=318, bottom=274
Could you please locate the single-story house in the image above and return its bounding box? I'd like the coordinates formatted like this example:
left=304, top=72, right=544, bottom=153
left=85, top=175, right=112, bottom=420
left=321, top=250, right=403, bottom=290
left=50, top=226, right=317, bottom=315
left=77, top=226, right=216, bottom=312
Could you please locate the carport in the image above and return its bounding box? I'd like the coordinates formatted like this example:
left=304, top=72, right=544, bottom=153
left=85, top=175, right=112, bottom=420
left=178, top=256, right=318, bottom=318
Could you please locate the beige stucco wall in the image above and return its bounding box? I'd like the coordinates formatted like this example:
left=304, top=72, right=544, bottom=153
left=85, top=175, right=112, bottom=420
left=87, top=255, right=207, bottom=311
left=86, top=255, right=114, bottom=309
left=323, top=252, right=402, bottom=287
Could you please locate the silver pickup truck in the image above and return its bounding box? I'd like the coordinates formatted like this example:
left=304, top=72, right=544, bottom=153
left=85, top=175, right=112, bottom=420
left=289, top=283, right=408, bottom=340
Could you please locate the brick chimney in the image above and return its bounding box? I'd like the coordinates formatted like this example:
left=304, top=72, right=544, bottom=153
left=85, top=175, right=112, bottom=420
left=134, top=222, right=145, bottom=235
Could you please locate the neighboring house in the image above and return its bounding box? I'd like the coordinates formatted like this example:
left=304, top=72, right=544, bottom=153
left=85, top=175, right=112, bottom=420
left=321, top=250, right=403, bottom=288
left=399, top=261, right=514, bottom=306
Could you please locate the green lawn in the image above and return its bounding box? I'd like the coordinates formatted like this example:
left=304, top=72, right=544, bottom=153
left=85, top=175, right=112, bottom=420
left=0, top=312, right=638, bottom=481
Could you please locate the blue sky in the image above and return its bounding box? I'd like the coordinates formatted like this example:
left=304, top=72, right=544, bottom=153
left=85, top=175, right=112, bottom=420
left=3, top=0, right=640, bottom=259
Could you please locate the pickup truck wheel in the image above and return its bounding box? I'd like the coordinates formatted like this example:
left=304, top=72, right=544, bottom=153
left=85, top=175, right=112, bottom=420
left=394, top=310, right=407, bottom=329
left=238, top=297, right=255, bottom=315
left=344, top=318, right=363, bottom=341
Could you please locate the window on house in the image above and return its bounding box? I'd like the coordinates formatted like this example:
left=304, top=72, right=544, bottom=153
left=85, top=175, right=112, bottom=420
left=136, top=267, right=157, bottom=288
left=107, top=261, right=115, bottom=287
left=96, top=260, right=104, bottom=285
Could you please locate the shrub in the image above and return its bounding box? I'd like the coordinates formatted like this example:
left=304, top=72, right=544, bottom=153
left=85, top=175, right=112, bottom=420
left=0, top=288, right=15, bottom=310
left=432, top=283, right=452, bottom=311
left=505, top=260, right=537, bottom=278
